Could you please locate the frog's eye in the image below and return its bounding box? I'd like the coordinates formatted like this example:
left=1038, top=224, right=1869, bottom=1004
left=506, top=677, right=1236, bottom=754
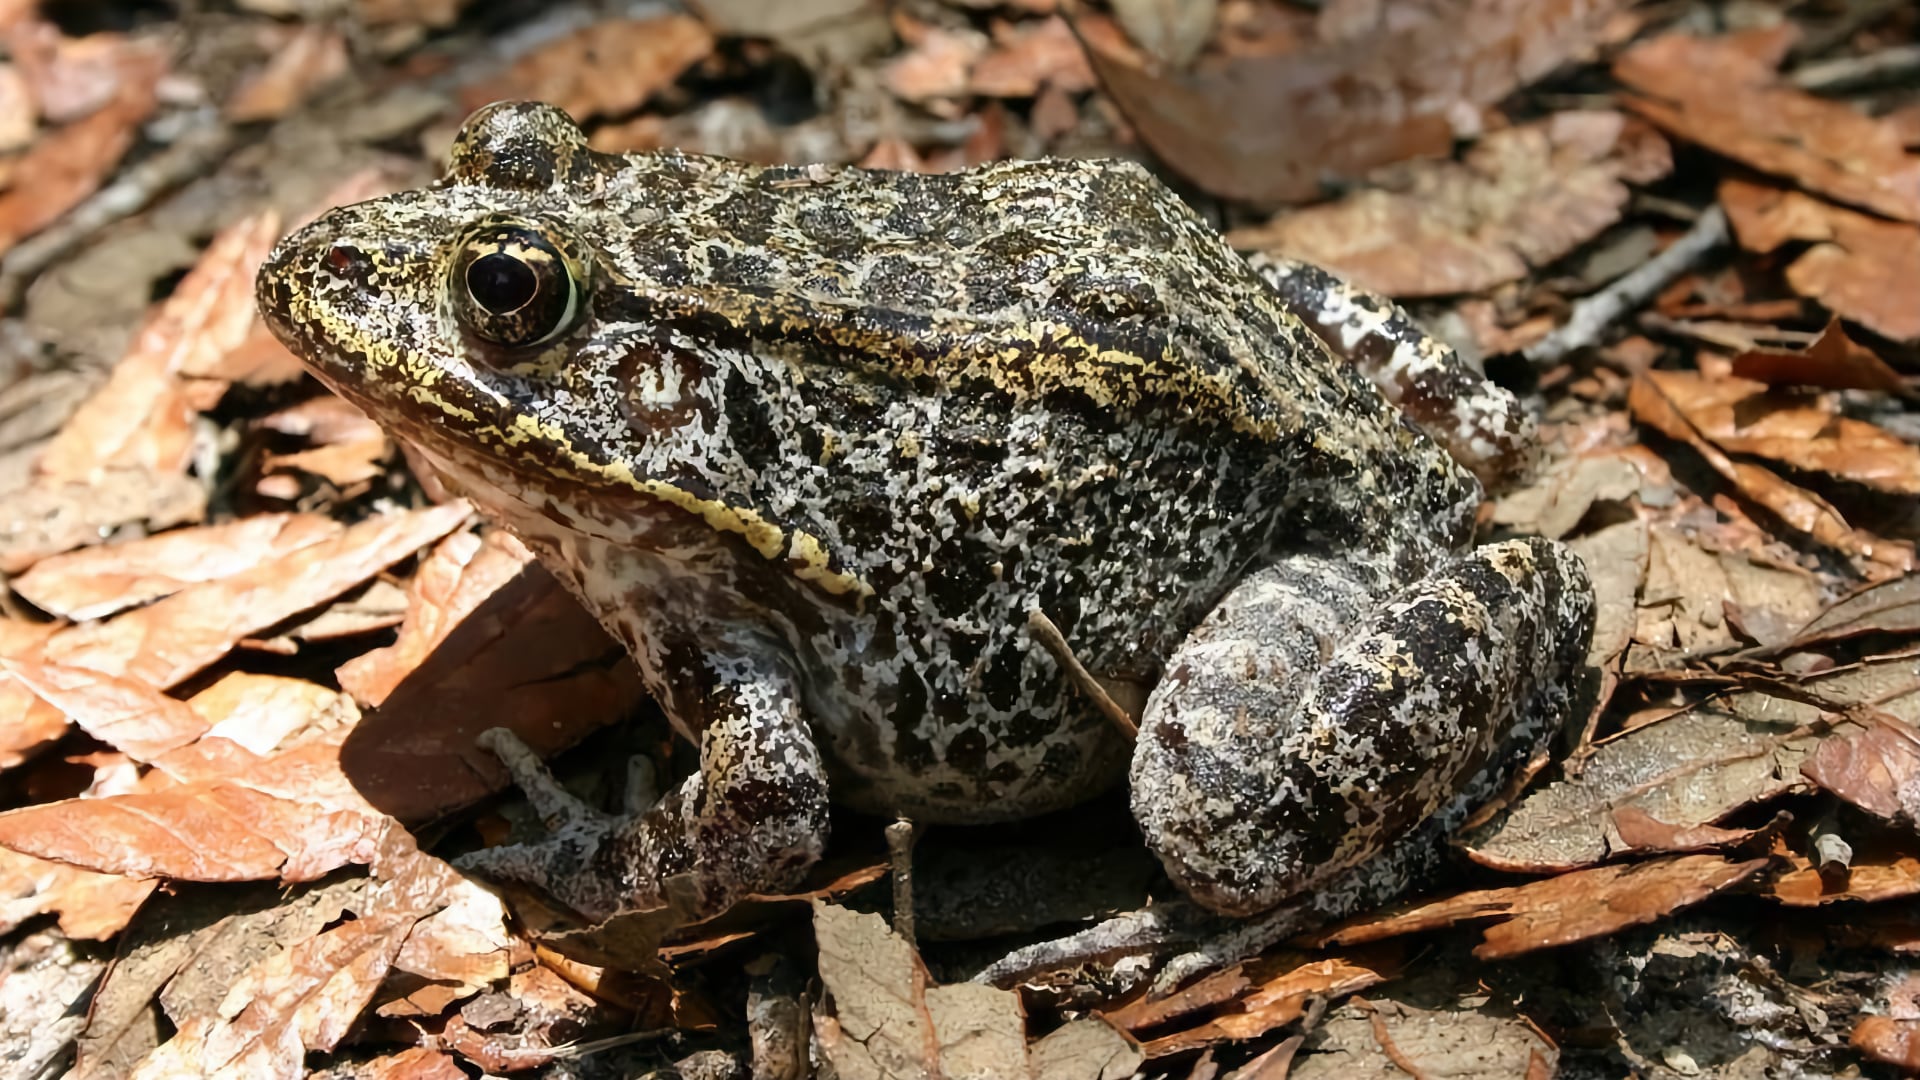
left=450, top=225, right=582, bottom=349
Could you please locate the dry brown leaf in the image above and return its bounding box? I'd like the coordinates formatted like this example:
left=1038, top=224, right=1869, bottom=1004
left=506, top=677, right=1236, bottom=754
left=1491, top=451, right=1646, bottom=540
left=1609, top=806, right=1772, bottom=853
left=40, top=502, right=470, bottom=691
left=0, top=62, right=34, bottom=151
left=1029, top=1019, right=1144, bottom=1079
left=1457, top=662, right=1920, bottom=870
left=1110, top=0, right=1215, bottom=69
left=204, top=323, right=307, bottom=385
left=1630, top=523, right=1821, bottom=660
left=1786, top=575, right=1920, bottom=648
left=0, top=469, right=206, bottom=576
left=1296, top=996, right=1558, bottom=1080
left=39, top=211, right=279, bottom=482
left=0, top=675, right=73, bottom=769
left=389, top=878, right=511, bottom=995
left=1717, top=177, right=1841, bottom=255
left=355, top=0, right=470, bottom=31
left=691, top=0, right=882, bottom=44
left=458, top=15, right=715, bottom=123
left=0, top=729, right=392, bottom=883
left=225, top=25, right=348, bottom=123
left=1228, top=111, right=1669, bottom=297
left=858, top=135, right=930, bottom=172
left=366, top=830, right=511, bottom=996
left=0, top=617, right=57, bottom=658
left=1627, top=375, right=1909, bottom=568
left=1133, top=953, right=1395, bottom=1058
left=1855, top=1016, right=1920, bottom=1072
left=358, top=1048, right=468, bottom=1080
left=261, top=437, right=392, bottom=490
left=1466, top=702, right=1808, bottom=870
left=12, top=513, right=344, bottom=622
left=433, top=963, right=609, bottom=1072
left=336, top=529, right=534, bottom=706
left=337, top=562, right=643, bottom=826
left=0, top=845, right=154, bottom=939
left=7, top=19, right=153, bottom=123
left=0, top=37, right=161, bottom=258
left=1764, top=841, right=1920, bottom=907
left=1075, top=0, right=1629, bottom=202
left=189, top=673, right=358, bottom=757
left=971, top=15, right=1099, bottom=98
left=1616, top=27, right=1920, bottom=225
left=131, top=910, right=414, bottom=1079
left=1324, top=854, right=1767, bottom=958
left=1718, top=179, right=1920, bottom=345
left=1801, top=713, right=1920, bottom=830
left=1646, top=369, right=1920, bottom=495
left=884, top=22, right=985, bottom=104
left=1565, top=519, right=1649, bottom=669
left=1731, top=319, right=1910, bottom=394
left=2, top=659, right=208, bottom=761
left=813, top=901, right=1031, bottom=1079
left=256, top=395, right=384, bottom=444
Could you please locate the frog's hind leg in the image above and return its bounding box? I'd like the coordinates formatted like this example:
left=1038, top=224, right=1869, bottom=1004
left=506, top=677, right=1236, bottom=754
left=1131, top=538, right=1593, bottom=920
left=457, top=657, right=830, bottom=923
left=1248, top=254, right=1535, bottom=489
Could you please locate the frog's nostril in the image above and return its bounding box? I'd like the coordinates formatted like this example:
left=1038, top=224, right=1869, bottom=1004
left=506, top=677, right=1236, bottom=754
left=323, top=242, right=374, bottom=282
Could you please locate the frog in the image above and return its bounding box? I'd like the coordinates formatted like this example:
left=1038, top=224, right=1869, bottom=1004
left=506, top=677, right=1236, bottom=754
left=255, top=101, right=1595, bottom=952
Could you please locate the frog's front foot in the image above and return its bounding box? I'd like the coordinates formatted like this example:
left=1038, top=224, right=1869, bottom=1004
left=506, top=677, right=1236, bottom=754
left=1132, top=537, right=1594, bottom=918
left=457, top=659, right=830, bottom=923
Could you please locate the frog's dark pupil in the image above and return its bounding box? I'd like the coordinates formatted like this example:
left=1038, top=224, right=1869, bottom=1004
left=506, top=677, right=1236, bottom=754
left=468, top=253, right=537, bottom=314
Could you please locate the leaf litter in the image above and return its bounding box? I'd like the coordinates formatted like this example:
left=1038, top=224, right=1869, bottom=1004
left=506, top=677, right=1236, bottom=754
left=0, top=2, right=1919, bottom=1077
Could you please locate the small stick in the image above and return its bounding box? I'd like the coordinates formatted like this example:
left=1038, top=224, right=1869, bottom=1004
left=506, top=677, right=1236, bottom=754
left=1524, top=205, right=1729, bottom=368
left=1791, top=43, right=1920, bottom=93
left=1027, top=608, right=1138, bottom=740
left=886, top=818, right=917, bottom=949
left=0, top=118, right=237, bottom=310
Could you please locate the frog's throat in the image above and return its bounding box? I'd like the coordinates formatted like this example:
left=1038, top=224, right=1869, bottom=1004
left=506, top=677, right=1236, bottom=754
left=406, top=412, right=875, bottom=603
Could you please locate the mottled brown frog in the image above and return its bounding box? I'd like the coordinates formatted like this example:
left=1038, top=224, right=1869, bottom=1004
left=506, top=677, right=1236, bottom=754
left=256, top=102, right=1593, bottom=945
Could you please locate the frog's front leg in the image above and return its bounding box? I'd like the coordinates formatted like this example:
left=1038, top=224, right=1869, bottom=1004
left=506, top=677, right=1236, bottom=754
left=1131, top=538, right=1593, bottom=918
left=459, top=655, right=829, bottom=922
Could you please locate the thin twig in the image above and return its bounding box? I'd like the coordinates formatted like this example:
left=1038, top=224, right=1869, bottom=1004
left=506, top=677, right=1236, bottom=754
left=1790, top=0, right=1908, bottom=63
left=0, top=114, right=237, bottom=311
left=1791, top=43, right=1920, bottom=93
left=886, top=818, right=917, bottom=949
left=1524, top=205, right=1729, bottom=367
left=1026, top=608, right=1138, bottom=740
left=1637, top=312, right=1820, bottom=352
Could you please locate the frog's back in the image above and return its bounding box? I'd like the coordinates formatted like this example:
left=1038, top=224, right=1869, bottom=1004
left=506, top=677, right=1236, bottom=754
left=599, top=153, right=1384, bottom=447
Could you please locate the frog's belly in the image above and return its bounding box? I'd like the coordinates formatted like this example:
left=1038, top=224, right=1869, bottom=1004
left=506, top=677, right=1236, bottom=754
left=793, top=620, right=1137, bottom=824
left=811, top=694, right=1134, bottom=824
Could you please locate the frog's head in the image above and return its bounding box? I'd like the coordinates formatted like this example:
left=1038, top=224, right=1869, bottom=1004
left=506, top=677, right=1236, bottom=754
left=257, top=101, right=601, bottom=463
left=257, top=104, right=697, bottom=530
left=258, top=102, right=872, bottom=595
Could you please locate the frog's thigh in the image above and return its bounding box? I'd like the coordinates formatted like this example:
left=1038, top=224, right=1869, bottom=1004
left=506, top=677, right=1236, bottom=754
left=1131, top=538, right=1593, bottom=917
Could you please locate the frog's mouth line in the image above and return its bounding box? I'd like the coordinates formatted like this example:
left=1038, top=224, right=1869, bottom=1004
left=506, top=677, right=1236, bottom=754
left=283, top=330, right=880, bottom=608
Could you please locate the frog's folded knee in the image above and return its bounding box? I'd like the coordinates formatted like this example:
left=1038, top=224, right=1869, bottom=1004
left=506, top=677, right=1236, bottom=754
left=1131, top=538, right=1595, bottom=918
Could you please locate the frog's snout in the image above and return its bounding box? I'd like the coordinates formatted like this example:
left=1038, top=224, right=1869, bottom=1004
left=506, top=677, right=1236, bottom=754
left=255, top=232, right=296, bottom=320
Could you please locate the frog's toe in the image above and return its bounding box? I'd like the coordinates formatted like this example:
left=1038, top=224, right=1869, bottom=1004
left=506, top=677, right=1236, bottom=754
left=475, top=726, right=617, bottom=834
left=455, top=817, right=625, bottom=922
